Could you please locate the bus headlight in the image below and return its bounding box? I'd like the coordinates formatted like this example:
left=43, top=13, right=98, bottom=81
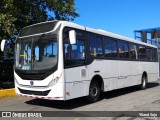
left=48, top=79, right=57, bottom=87
left=48, top=73, right=62, bottom=87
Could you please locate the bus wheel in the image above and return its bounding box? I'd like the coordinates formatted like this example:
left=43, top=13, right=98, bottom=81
left=87, top=80, right=100, bottom=103
left=141, top=75, right=147, bottom=90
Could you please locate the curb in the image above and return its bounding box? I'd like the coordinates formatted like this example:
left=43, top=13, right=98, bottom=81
left=0, top=88, right=16, bottom=98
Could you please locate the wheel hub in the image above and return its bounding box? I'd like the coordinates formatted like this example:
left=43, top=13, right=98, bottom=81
left=90, top=86, right=98, bottom=96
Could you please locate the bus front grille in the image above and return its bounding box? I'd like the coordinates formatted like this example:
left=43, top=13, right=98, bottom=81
left=18, top=88, right=51, bottom=96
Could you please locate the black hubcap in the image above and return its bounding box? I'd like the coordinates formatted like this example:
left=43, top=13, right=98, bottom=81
left=90, top=86, right=98, bottom=96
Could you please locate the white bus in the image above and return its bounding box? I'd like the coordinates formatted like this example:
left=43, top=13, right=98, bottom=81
left=2, top=21, right=159, bottom=102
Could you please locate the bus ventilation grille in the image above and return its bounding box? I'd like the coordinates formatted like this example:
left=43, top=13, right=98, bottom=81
left=18, top=88, right=51, bottom=96
left=81, top=69, right=86, bottom=78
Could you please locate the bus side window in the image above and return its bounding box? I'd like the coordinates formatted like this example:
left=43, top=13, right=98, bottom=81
left=129, top=43, right=136, bottom=60
left=63, top=29, right=86, bottom=67
left=104, top=37, right=118, bottom=58
left=138, top=45, right=147, bottom=60
left=89, top=34, right=103, bottom=57
left=152, top=48, right=158, bottom=62
left=118, top=40, right=129, bottom=59
left=147, top=47, right=152, bottom=61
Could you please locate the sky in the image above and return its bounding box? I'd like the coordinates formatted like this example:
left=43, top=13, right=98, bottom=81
left=73, top=0, right=160, bottom=39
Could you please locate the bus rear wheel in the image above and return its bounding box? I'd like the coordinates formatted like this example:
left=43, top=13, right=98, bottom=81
left=140, top=75, right=147, bottom=90
left=87, top=80, right=100, bottom=103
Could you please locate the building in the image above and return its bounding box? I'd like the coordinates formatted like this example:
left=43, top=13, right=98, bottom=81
left=134, top=27, right=160, bottom=76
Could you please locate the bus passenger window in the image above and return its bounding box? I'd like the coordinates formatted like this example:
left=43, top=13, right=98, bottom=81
left=147, top=47, right=152, bottom=61
left=118, top=41, right=129, bottom=59
left=138, top=45, right=147, bottom=60
left=104, top=38, right=118, bottom=58
left=89, top=34, right=103, bottom=57
left=129, top=43, right=137, bottom=60
left=152, top=48, right=158, bottom=61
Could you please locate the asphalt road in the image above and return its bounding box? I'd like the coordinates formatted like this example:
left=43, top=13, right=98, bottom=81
left=0, top=80, right=160, bottom=120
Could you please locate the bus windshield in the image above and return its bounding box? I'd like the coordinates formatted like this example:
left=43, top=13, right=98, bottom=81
left=15, top=35, right=58, bottom=71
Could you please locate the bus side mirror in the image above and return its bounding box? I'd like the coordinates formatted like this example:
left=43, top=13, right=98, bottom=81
left=1, top=39, right=6, bottom=51
left=69, top=30, right=76, bottom=44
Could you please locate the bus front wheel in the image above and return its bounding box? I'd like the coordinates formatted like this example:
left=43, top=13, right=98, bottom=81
left=87, top=80, right=100, bottom=103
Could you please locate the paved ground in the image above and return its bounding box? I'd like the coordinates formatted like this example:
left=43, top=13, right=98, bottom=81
left=0, top=80, right=160, bottom=120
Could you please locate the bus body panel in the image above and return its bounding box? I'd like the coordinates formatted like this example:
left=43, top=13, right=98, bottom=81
left=64, top=59, right=158, bottom=100
left=15, top=82, right=64, bottom=100
left=87, top=60, right=158, bottom=91
left=14, top=70, right=65, bottom=100
left=65, top=81, right=90, bottom=100
left=64, top=66, right=89, bottom=100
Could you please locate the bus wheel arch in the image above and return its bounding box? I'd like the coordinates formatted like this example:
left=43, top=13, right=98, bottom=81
left=141, top=71, right=148, bottom=90
left=91, top=75, right=104, bottom=91
left=87, top=75, right=104, bottom=103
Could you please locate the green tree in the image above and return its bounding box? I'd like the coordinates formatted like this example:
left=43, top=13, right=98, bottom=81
left=0, top=0, right=79, bottom=58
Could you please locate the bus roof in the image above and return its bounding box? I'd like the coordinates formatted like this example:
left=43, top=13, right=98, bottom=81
left=20, top=20, right=157, bottom=48
left=59, top=21, right=157, bottom=48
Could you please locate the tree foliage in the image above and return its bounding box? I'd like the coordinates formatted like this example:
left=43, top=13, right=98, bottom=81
left=0, top=0, right=79, bottom=58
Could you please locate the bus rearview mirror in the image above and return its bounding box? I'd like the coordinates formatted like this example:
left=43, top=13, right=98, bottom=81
left=69, top=30, right=76, bottom=44
left=1, top=39, right=6, bottom=51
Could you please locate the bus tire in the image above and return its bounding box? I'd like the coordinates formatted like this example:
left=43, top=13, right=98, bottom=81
left=87, top=80, right=100, bottom=103
left=140, top=75, right=147, bottom=90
